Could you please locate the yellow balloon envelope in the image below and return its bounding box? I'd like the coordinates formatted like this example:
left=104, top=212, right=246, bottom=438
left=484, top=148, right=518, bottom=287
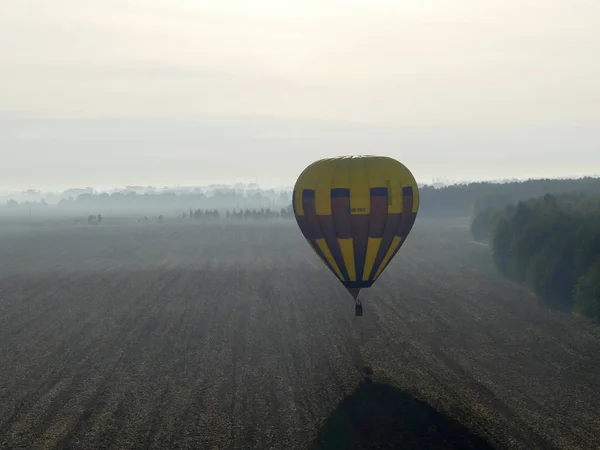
left=293, top=155, right=419, bottom=299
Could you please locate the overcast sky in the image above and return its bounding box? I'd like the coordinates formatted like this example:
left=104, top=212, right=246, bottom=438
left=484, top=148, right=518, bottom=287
left=1, top=0, right=599, bottom=191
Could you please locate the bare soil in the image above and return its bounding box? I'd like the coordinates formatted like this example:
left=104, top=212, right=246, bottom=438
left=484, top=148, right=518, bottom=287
left=0, top=218, right=598, bottom=449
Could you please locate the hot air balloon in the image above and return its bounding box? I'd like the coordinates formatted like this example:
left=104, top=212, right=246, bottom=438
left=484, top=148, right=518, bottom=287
left=292, top=155, right=419, bottom=316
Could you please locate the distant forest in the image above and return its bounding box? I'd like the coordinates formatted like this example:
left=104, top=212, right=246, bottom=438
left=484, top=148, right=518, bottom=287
left=471, top=192, right=600, bottom=323
left=422, top=176, right=600, bottom=218
left=4, top=177, right=600, bottom=220
left=2, top=185, right=293, bottom=216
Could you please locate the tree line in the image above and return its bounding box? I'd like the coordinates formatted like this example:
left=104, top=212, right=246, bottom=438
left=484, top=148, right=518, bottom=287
left=471, top=192, right=600, bottom=322
left=77, top=206, right=296, bottom=223
left=419, top=176, right=600, bottom=218
left=177, top=206, right=294, bottom=220
left=5, top=177, right=600, bottom=218
left=4, top=188, right=292, bottom=212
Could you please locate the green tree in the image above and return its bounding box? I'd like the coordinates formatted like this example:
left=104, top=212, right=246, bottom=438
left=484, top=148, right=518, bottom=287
left=574, top=258, right=600, bottom=321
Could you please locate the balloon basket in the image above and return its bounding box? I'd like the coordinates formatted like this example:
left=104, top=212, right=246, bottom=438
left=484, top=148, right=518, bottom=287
left=355, top=299, right=363, bottom=316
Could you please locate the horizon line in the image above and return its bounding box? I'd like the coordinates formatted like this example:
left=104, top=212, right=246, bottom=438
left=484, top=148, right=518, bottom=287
left=2, top=173, right=600, bottom=196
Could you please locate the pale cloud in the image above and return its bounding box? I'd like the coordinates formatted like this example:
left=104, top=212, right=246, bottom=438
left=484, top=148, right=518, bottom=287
left=2, top=0, right=599, bottom=123
left=0, top=0, right=598, bottom=188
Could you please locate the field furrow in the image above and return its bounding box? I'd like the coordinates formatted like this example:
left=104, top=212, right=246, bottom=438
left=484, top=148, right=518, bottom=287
left=0, top=219, right=599, bottom=449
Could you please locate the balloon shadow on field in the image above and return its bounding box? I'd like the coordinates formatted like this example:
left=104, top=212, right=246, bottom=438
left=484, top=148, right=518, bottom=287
left=310, top=378, right=495, bottom=450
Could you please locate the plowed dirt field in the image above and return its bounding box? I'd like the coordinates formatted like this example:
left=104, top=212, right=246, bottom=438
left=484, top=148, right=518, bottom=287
left=1, top=218, right=598, bottom=449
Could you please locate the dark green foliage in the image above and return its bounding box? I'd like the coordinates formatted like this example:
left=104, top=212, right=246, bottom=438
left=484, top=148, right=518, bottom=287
left=486, top=193, right=600, bottom=320
left=471, top=193, right=514, bottom=218
left=574, top=258, right=600, bottom=321
left=419, top=176, right=600, bottom=218
left=470, top=207, right=507, bottom=241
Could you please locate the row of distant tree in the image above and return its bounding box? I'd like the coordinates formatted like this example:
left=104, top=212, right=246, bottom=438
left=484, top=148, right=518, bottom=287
left=225, top=206, right=294, bottom=219
left=421, top=176, right=600, bottom=218
left=6, top=177, right=600, bottom=218
left=5, top=188, right=292, bottom=211
left=179, top=206, right=295, bottom=220
left=77, top=207, right=295, bottom=223
left=88, top=214, right=102, bottom=224
left=2, top=185, right=292, bottom=205
left=470, top=192, right=600, bottom=322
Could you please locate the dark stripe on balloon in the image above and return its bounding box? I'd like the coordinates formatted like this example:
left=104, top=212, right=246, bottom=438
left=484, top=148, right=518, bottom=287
left=396, top=213, right=417, bottom=239
left=396, top=186, right=415, bottom=238
left=308, top=238, right=342, bottom=282
left=331, top=188, right=350, bottom=197
left=370, top=187, right=388, bottom=196
left=301, top=189, right=321, bottom=239
left=351, top=215, right=370, bottom=282
left=372, top=238, right=406, bottom=282
left=302, top=189, right=315, bottom=201
left=292, top=188, right=297, bottom=216
left=342, top=280, right=374, bottom=289
left=367, top=213, right=401, bottom=281
left=373, top=187, right=418, bottom=281
left=317, top=215, right=351, bottom=282
left=368, top=187, right=388, bottom=238
left=294, top=210, right=310, bottom=240
left=330, top=188, right=352, bottom=238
